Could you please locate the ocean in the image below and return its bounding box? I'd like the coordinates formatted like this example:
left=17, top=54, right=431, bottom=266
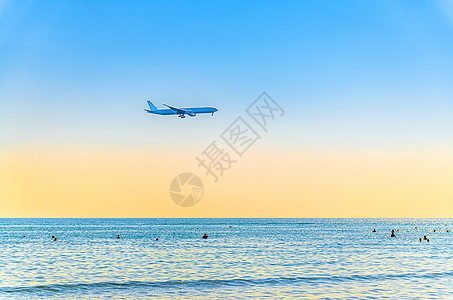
left=0, top=218, right=452, bottom=299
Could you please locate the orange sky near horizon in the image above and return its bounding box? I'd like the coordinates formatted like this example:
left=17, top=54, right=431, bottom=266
left=1, top=146, right=451, bottom=218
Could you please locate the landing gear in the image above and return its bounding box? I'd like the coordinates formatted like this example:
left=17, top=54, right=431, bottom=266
left=178, top=114, right=185, bottom=118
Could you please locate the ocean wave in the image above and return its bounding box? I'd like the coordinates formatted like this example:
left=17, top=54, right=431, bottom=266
left=3, top=271, right=453, bottom=294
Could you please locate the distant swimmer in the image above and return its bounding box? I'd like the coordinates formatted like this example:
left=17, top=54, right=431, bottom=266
left=23, top=234, right=26, bottom=237
left=391, top=230, right=396, bottom=237
left=419, top=238, right=422, bottom=242
left=372, top=229, right=376, bottom=232
left=116, top=235, right=121, bottom=239
left=156, top=238, right=159, bottom=241
left=423, top=235, right=427, bottom=240
left=433, top=229, right=436, bottom=232
left=202, top=233, right=208, bottom=239
left=229, top=226, right=232, bottom=228
left=427, top=238, right=430, bottom=242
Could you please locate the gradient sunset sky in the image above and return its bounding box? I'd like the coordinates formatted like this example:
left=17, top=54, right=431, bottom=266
left=1, top=1, right=452, bottom=217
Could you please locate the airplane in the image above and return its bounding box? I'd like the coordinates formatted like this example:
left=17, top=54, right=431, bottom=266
left=144, top=101, right=218, bottom=118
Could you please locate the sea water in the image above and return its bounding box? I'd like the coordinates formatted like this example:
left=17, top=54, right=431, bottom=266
left=0, top=218, right=452, bottom=299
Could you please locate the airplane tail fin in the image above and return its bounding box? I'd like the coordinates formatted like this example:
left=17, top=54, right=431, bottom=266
left=147, top=101, right=158, bottom=111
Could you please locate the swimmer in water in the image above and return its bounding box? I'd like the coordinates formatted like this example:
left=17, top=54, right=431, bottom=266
left=116, top=235, right=121, bottom=239
left=372, top=229, right=376, bottom=232
left=391, top=230, right=396, bottom=237
left=156, top=238, right=159, bottom=241
left=423, top=235, right=427, bottom=240
left=202, top=233, right=208, bottom=239
left=419, top=238, right=422, bottom=242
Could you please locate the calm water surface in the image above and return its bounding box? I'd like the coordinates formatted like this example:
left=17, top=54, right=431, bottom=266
left=0, top=218, right=452, bottom=299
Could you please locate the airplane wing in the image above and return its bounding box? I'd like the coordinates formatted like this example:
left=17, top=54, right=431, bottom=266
left=163, top=104, right=187, bottom=114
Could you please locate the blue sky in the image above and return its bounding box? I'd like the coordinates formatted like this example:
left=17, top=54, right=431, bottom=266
left=1, top=0, right=452, bottom=151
